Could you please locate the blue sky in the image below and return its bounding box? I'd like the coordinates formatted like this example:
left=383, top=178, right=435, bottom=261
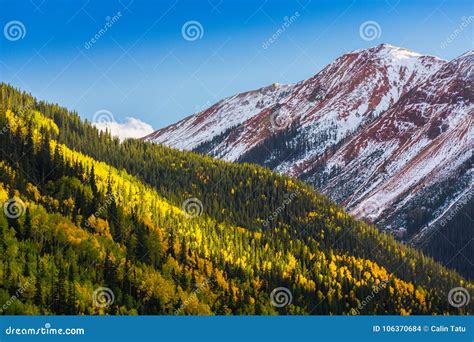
left=1, top=0, right=472, bottom=136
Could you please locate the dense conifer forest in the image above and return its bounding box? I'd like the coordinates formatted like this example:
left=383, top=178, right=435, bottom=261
left=0, top=83, right=471, bottom=315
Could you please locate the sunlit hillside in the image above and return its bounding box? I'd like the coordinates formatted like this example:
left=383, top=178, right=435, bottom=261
left=0, top=83, right=471, bottom=315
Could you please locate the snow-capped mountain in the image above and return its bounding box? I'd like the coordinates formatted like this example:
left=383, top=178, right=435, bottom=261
left=313, top=50, right=473, bottom=236
left=145, top=44, right=472, bottom=248
left=145, top=44, right=444, bottom=162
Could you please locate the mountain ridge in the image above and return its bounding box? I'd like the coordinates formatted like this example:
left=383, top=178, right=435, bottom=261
left=145, top=44, right=446, bottom=162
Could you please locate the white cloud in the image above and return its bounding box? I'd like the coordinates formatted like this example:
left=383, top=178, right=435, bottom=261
left=93, top=117, right=154, bottom=141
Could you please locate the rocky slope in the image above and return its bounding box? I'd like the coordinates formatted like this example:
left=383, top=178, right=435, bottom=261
left=146, top=44, right=445, bottom=163
left=310, top=50, right=473, bottom=237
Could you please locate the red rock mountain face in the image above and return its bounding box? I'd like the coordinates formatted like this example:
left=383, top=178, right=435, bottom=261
left=145, top=45, right=473, bottom=248
left=314, top=50, right=473, bottom=239
left=145, top=44, right=444, bottom=162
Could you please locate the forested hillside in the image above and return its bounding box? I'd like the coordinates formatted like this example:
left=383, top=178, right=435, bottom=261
left=0, top=83, right=472, bottom=315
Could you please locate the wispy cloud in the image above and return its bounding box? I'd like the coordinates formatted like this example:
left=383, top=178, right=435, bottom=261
left=93, top=117, right=154, bottom=141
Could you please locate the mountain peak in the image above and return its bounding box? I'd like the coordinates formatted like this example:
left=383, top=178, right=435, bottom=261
left=147, top=43, right=447, bottom=155
left=348, top=44, right=445, bottom=63
left=377, top=44, right=421, bottom=57
left=357, top=43, right=423, bottom=59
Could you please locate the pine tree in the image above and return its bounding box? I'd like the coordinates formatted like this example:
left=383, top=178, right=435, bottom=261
left=23, top=207, right=32, bottom=240
left=34, top=274, right=43, bottom=308
left=67, top=264, right=77, bottom=314
left=52, top=265, right=67, bottom=314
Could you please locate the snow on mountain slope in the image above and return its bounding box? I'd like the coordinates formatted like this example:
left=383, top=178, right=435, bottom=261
left=145, top=44, right=445, bottom=164
left=314, top=49, right=473, bottom=235
left=144, top=83, right=291, bottom=152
